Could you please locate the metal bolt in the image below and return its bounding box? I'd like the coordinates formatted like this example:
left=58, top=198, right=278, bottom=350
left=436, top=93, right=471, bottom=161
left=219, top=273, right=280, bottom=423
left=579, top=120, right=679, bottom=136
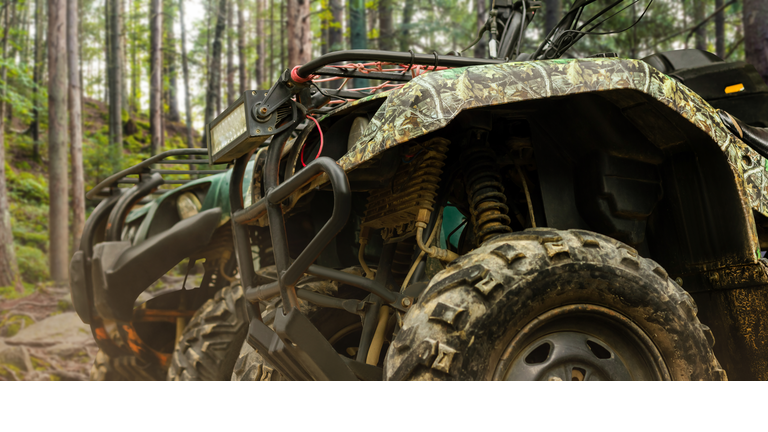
left=260, top=107, right=268, bottom=114
left=268, top=127, right=273, bottom=132
left=252, top=91, right=256, bottom=95
left=401, top=298, right=412, bottom=307
left=548, top=376, right=563, bottom=381
left=675, top=277, right=684, bottom=286
left=286, top=82, right=294, bottom=88
left=256, top=129, right=261, bottom=134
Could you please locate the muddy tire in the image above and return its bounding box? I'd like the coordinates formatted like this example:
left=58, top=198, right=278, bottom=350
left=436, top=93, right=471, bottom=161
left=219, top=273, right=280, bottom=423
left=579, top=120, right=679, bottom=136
left=232, top=268, right=367, bottom=381
left=231, top=297, right=284, bottom=381
left=90, top=350, right=121, bottom=381
left=90, top=350, right=162, bottom=380
left=384, top=228, right=726, bottom=381
left=167, top=283, right=250, bottom=380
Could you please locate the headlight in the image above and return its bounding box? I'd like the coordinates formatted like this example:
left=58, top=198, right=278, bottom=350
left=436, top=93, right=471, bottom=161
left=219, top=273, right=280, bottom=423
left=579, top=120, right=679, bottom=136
left=206, top=90, right=297, bottom=164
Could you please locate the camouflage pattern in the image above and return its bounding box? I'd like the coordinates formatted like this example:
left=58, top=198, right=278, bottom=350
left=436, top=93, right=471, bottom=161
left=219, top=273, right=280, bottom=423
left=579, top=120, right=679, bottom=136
left=321, top=58, right=766, bottom=222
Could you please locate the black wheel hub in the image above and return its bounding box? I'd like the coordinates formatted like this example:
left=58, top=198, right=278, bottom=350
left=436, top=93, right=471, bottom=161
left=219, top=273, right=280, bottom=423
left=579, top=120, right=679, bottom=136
left=496, top=304, right=671, bottom=381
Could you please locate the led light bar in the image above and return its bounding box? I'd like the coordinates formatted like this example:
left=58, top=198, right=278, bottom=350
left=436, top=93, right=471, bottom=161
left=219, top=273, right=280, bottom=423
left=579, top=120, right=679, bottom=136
left=207, top=90, right=292, bottom=164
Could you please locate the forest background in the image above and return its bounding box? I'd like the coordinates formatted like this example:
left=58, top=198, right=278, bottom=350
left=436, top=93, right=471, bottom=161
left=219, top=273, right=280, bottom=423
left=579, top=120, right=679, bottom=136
left=0, top=0, right=766, bottom=296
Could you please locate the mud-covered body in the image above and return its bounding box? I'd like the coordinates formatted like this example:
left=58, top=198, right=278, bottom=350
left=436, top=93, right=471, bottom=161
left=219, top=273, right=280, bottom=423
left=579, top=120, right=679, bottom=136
left=69, top=150, right=251, bottom=379
left=235, top=54, right=768, bottom=379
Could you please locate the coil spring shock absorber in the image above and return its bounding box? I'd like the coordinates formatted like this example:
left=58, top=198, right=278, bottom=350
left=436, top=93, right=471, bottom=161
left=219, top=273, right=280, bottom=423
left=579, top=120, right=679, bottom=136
left=463, top=129, right=512, bottom=245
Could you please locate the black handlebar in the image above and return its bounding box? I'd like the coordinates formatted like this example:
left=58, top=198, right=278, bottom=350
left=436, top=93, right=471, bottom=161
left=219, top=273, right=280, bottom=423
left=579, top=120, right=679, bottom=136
left=296, top=49, right=504, bottom=79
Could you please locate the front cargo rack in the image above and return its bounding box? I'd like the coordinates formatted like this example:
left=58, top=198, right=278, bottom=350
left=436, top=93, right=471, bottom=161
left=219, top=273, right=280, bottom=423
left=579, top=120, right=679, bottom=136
left=86, top=149, right=228, bottom=200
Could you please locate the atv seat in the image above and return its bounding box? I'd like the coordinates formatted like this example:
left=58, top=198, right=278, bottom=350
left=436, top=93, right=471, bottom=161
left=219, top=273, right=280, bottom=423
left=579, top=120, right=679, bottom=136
left=718, top=110, right=768, bottom=159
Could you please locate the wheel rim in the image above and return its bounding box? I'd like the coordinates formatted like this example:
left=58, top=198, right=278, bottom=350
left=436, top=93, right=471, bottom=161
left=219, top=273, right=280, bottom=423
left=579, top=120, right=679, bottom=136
left=494, top=304, right=671, bottom=381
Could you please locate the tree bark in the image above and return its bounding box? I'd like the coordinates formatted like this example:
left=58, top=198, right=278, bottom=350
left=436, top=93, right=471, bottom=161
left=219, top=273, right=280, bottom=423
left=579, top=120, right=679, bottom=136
left=166, top=1, right=180, bottom=122
left=287, top=0, right=311, bottom=67
left=255, top=0, right=265, bottom=88
left=744, top=0, right=768, bottom=85
left=0, top=5, right=22, bottom=292
left=68, top=0, right=85, bottom=252
left=544, top=0, right=561, bottom=35
left=32, top=0, right=44, bottom=157
left=226, top=0, right=235, bottom=105
left=280, top=0, right=285, bottom=70
left=179, top=0, right=195, bottom=148
left=204, top=0, right=227, bottom=146
left=693, top=0, right=706, bottom=51
left=329, top=0, right=343, bottom=52
left=378, top=0, right=394, bottom=51
left=47, top=0, right=69, bottom=285
left=237, top=0, right=246, bottom=93
left=715, top=0, right=725, bottom=58
left=108, top=0, right=123, bottom=164
left=474, top=0, right=487, bottom=58
left=349, top=0, right=366, bottom=87
left=150, top=0, right=163, bottom=154
left=269, top=0, right=274, bottom=81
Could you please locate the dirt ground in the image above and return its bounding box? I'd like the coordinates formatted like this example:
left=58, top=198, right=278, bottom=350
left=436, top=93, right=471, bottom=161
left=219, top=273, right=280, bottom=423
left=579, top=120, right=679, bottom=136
left=0, top=286, right=95, bottom=381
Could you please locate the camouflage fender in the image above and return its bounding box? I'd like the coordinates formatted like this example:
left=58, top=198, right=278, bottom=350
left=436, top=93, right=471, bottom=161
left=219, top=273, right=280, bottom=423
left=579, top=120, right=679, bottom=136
left=346, top=58, right=759, bottom=193
left=289, top=58, right=764, bottom=254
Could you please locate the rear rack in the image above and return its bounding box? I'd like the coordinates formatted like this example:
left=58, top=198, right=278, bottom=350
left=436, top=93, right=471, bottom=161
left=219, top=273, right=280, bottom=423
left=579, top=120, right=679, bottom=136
left=86, top=149, right=228, bottom=200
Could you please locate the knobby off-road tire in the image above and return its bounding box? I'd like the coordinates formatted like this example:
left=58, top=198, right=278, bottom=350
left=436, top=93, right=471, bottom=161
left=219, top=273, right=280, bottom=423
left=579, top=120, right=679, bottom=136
left=167, top=284, right=250, bottom=380
left=231, top=297, right=284, bottom=381
left=90, top=350, right=121, bottom=381
left=384, top=229, right=726, bottom=381
left=231, top=267, right=368, bottom=381
left=90, top=350, right=163, bottom=380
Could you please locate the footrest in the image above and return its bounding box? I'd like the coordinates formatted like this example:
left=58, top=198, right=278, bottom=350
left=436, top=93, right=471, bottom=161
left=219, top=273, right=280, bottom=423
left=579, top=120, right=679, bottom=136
left=246, top=307, right=358, bottom=381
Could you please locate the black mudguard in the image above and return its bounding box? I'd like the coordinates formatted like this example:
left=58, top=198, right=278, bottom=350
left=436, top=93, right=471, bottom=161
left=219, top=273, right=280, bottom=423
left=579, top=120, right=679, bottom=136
left=91, top=208, right=223, bottom=321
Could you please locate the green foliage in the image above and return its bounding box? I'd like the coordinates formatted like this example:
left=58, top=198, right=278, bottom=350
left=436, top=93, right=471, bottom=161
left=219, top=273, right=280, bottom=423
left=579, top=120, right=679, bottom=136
left=15, top=245, right=50, bottom=283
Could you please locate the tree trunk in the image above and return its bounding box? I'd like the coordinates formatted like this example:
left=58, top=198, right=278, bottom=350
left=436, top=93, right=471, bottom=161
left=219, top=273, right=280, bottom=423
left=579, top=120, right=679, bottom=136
left=226, top=0, right=234, bottom=105
left=329, top=0, right=343, bottom=52
left=237, top=0, right=246, bottom=93
left=474, top=0, right=487, bottom=58
left=166, top=1, right=180, bottom=122
left=68, top=0, right=85, bottom=252
left=269, top=0, right=274, bottom=81
left=693, top=0, right=706, bottom=51
left=544, top=0, right=561, bottom=35
left=130, top=0, right=138, bottom=116
left=287, top=0, right=311, bottom=67
left=104, top=0, right=111, bottom=104
left=47, top=0, right=69, bottom=285
left=0, top=5, right=22, bottom=292
left=378, top=0, right=394, bottom=51
left=715, top=0, right=725, bottom=58
left=108, top=0, right=123, bottom=165
left=204, top=0, right=227, bottom=146
left=280, top=0, right=285, bottom=70
left=179, top=0, right=195, bottom=148
left=32, top=0, right=44, bottom=157
left=150, top=0, right=163, bottom=154
left=120, top=2, right=128, bottom=113
left=349, top=0, right=367, bottom=87
left=743, top=0, right=768, bottom=84
left=255, top=0, right=265, bottom=88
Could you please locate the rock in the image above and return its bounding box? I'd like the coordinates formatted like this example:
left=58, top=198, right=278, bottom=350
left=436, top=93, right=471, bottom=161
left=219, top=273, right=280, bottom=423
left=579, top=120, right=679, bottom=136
left=6, top=312, right=92, bottom=348
left=0, top=343, right=34, bottom=372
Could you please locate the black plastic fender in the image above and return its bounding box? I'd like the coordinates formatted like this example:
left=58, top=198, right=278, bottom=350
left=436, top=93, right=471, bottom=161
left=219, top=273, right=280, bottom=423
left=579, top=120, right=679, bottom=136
left=91, top=208, right=223, bottom=321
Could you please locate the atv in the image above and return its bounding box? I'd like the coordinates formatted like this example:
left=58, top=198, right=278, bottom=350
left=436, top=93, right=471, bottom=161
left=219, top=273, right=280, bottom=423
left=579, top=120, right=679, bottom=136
left=72, top=0, right=768, bottom=381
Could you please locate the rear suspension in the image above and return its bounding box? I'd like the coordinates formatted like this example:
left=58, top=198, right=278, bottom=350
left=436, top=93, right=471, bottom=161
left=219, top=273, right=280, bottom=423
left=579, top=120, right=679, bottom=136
left=463, top=129, right=512, bottom=245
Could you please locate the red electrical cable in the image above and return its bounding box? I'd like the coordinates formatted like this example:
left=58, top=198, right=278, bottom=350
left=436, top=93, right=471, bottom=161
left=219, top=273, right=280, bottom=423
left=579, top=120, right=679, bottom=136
left=301, top=115, right=324, bottom=167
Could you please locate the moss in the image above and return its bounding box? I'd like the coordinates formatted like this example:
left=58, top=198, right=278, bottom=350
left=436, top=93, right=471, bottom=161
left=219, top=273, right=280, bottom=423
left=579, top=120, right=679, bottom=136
left=0, top=314, right=35, bottom=337
left=30, top=356, right=51, bottom=371
left=57, top=299, right=72, bottom=312
left=49, top=374, right=61, bottom=381
left=15, top=245, right=49, bottom=282
left=0, top=282, right=36, bottom=300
